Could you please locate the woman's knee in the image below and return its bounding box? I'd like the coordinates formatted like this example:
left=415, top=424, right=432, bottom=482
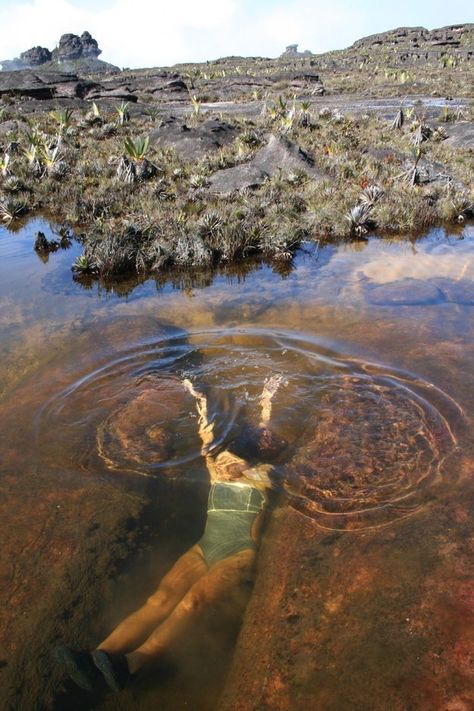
left=180, top=588, right=206, bottom=615
left=146, top=586, right=173, bottom=612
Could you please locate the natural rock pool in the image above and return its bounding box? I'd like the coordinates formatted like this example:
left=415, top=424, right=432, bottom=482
left=0, top=219, right=473, bottom=710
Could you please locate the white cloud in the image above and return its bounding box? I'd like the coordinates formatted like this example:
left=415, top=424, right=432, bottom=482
left=8, top=0, right=468, bottom=68
left=0, top=0, right=370, bottom=67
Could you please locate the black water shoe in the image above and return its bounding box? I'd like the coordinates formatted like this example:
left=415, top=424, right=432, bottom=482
left=54, top=646, right=99, bottom=691
left=92, top=649, right=130, bottom=691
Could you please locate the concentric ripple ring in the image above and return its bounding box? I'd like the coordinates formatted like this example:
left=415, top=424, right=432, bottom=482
left=35, top=327, right=464, bottom=529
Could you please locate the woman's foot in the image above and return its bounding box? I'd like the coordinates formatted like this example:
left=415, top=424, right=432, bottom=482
left=92, top=649, right=130, bottom=691
left=54, top=646, right=99, bottom=691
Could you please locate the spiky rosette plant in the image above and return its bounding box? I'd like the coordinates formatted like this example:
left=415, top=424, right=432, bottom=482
left=119, top=136, right=158, bottom=183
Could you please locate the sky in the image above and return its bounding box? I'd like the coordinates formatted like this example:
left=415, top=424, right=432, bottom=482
left=0, top=0, right=472, bottom=68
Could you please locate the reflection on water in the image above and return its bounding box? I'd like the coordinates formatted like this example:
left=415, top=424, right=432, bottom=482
left=0, top=219, right=473, bottom=709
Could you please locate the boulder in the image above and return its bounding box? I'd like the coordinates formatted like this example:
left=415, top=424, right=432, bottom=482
left=443, top=121, right=474, bottom=150
left=149, top=117, right=238, bottom=160
left=209, top=134, right=325, bottom=195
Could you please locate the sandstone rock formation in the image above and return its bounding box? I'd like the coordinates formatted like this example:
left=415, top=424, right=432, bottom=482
left=280, top=44, right=312, bottom=58
left=0, top=31, right=117, bottom=73
left=149, top=118, right=238, bottom=160
left=0, top=70, right=101, bottom=100
left=52, top=31, right=101, bottom=62
left=209, top=135, right=325, bottom=195
left=19, top=46, right=52, bottom=67
left=352, top=23, right=474, bottom=61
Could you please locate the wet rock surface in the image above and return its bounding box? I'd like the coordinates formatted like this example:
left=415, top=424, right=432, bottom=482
left=432, top=278, right=474, bottom=304
left=97, top=379, right=194, bottom=474
left=220, top=452, right=474, bottom=711
left=0, top=317, right=203, bottom=710
left=209, top=135, right=325, bottom=195
left=366, top=278, right=444, bottom=305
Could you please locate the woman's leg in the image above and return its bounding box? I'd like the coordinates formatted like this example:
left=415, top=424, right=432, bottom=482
left=126, top=548, right=255, bottom=673
left=97, top=545, right=208, bottom=654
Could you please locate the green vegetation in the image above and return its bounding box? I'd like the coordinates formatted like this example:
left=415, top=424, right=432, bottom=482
left=0, top=92, right=472, bottom=283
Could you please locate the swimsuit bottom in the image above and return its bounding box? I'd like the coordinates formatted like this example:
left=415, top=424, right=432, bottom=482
left=197, top=481, right=266, bottom=567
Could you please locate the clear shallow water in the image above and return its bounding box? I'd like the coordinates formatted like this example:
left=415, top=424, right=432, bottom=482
left=0, top=219, right=473, bottom=709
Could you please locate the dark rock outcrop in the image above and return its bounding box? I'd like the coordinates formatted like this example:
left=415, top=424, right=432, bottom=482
left=149, top=117, right=238, bottom=159
left=0, top=31, right=116, bottom=73
left=351, top=23, right=474, bottom=62
left=0, top=70, right=101, bottom=100
left=19, top=46, right=52, bottom=67
left=52, top=31, right=101, bottom=62
left=353, top=24, right=473, bottom=50
left=209, top=135, right=325, bottom=195
left=79, top=31, right=101, bottom=58
left=280, top=44, right=312, bottom=58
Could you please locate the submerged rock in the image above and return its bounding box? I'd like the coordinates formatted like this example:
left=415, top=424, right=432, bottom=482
left=366, top=278, right=444, bottom=305
left=432, top=277, right=474, bottom=304
left=209, top=135, right=325, bottom=195
left=97, top=378, right=192, bottom=474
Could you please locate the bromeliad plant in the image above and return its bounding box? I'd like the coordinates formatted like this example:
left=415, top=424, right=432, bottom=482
left=49, top=108, right=74, bottom=132
left=116, top=101, right=130, bottom=126
left=117, top=136, right=158, bottom=183
left=124, top=136, right=149, bottom=161
left=38, top=139, right=65, bottom=175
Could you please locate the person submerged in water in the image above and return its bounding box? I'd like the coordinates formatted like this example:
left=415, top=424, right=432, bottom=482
left=55, top=374, right=286, bottom=692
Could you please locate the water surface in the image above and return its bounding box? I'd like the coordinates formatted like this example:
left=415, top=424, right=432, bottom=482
left=0, top=219, right=472, bottom=709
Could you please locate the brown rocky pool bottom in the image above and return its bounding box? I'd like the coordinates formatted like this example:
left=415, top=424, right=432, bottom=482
left=0, top=313, right=472, bottom=710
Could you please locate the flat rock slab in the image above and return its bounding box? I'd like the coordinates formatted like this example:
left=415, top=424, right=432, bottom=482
left=220, top=454, right=474, bottom=711
left=443, top=122, right=474, bottom=150
left=209, top=135, right=325, bottom=195
left=366, top=278, right=444, bottom=305
left=0, top=69, right=101, bottom=100
left=149, top=117, right=238, bottom=160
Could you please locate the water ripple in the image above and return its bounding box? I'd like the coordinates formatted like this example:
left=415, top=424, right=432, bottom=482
left=35, top=327, right=464, bottom=528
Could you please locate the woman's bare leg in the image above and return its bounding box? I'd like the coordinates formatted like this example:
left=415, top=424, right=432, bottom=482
left=126, top=549, right=255, bottom=673
left=97, top=546, right=208, bottom=654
